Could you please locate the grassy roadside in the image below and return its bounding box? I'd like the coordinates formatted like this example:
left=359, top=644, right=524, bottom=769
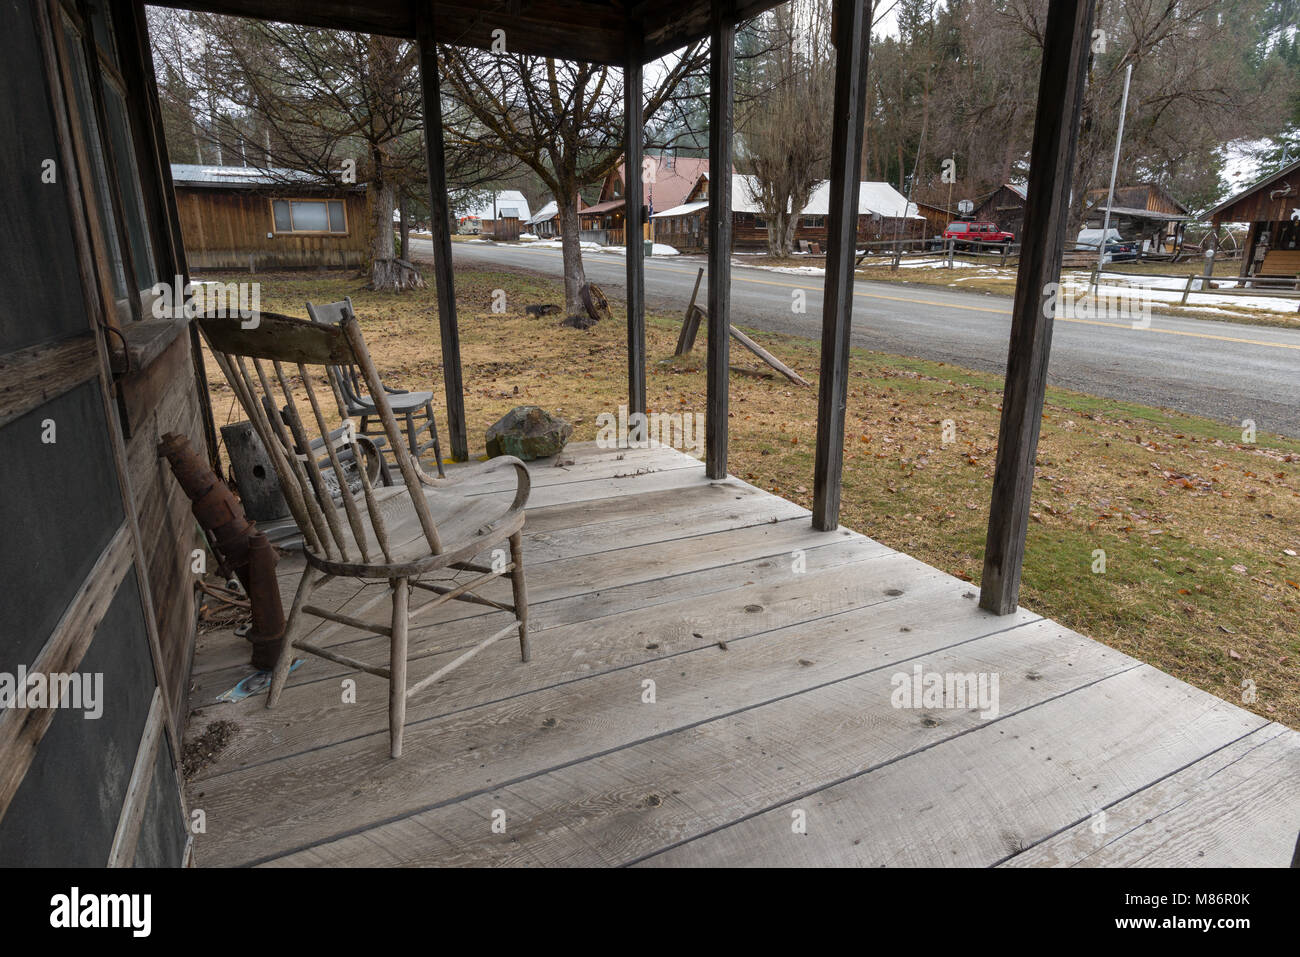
left=198, top=265, right=1300, bottom=729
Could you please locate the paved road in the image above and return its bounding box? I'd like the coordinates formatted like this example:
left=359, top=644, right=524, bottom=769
left=414, top=238, right=1300, bottom=437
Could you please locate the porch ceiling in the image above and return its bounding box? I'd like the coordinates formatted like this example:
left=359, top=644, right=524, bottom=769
left=150, top=0, right=785, bottom=63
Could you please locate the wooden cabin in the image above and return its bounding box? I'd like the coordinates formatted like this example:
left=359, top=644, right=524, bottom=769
left=654, top=173, right=925, bottom=252
left=971, top=183, right=1028, bottom=237
left=1083, top=182, right=1190, bottom=254
left=172, top=164, right=369, bottom=270
left=524, top=200, right=560, bottom=238
left=913, top=200, right=953, bottom=236
left=1, top=0, right=209, bottom=866
left=1209, top=158, right=1300, bottom=278
left=579, top=155, right=708, bottom=245
left=457, top=189, right=532, bottom=240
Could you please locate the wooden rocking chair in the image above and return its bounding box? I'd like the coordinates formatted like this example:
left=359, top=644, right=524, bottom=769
left=198, top=309, right=531, bottom=758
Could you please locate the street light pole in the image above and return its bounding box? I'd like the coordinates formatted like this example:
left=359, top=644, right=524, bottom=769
left=1098, top=61, right=1134, bottom=277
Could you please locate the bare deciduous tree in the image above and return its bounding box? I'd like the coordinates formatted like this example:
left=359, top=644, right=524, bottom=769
left=736, top=0, right=836, bottom=257
left=439, top=45, right=707, bottom=323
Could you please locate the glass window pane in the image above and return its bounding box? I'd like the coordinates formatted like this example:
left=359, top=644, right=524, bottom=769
left=102, top=81, right=156, bottom=294
left=273, top=200, right=291, bottom=232
left=327, top=201, right=345, bottom=233
left=62, top=18, right=127, bottom=301
left=290, top=200, right=328, bottom=232
left=87, top=0, right=119, bottom=70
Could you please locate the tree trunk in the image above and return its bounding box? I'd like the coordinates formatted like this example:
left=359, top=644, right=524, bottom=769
left=368, top=178, right=425, bottom=291
left=398, top=192, right=410, bottom=260
left=557, top=192, right=590, bottom=324
left=781, top=210, right=799, bottom=258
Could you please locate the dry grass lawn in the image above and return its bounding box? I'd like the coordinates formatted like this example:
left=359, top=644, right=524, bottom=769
left=197, top=265, right=1300, bottom=730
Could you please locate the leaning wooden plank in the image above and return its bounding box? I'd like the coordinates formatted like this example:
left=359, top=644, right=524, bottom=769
left=193, top=567, right=1037, bottom=866
left=259, top=613, right=1138, bottom=868
left=1002, top=723, right=1300, bottom=868
left=193, top=543, right=910, bottom=772
left=729, top=325, right=810, bottom=386
left=637, top=666, right=1266, bottom=867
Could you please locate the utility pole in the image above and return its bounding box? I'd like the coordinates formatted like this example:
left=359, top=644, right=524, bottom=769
left=1098, top=61, right=1133, bottom=277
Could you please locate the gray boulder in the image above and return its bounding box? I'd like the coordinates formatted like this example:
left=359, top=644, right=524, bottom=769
left=485, top=405, right=573, bottom=461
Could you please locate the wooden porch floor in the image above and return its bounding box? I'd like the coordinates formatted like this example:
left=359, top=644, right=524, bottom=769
left=185, top=442, right=1300, bottom=867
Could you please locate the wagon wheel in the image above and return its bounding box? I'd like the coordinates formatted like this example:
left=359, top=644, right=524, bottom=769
left=581, top=282, right=611, bottom=323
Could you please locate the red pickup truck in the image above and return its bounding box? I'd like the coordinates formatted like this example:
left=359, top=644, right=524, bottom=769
left=932, top=221, right=1015, bottom=251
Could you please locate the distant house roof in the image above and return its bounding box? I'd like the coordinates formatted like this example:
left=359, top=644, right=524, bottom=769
left=169, top=163, right=349, bottom=189
left=581, top=197, right=626, bottom=216
left=525, top=200, right=558, bottom=225
left=1085, top=205, right=1188, bottom=222
left=652, top=200, right=709, bottom=219
left=458, top=190, right=532, bottom=221
left=1083, top=183, right=1190, bottom=218
left=1207, top=158, right=1300, bottom=222
left=606, top=155, right=710, bottom=214
left=731, top=175, right=923, bottom=219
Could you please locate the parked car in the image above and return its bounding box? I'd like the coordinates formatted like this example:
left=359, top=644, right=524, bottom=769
left=930, top=220, right=1015, bottom=251
left=1076, top=227, right=1139, bottom=263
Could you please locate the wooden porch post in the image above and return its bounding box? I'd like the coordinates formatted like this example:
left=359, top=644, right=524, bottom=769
left=415, top=7, right=468, bottom=462
left=706, top=0, right=734, bottom=480
left=979, top=0, right=1097, bottom=615
left=625, top=24, right=647, bottom=417
left=811, top=0, right=872, bottom=531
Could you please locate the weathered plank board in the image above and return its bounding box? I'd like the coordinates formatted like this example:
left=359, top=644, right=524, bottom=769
left=193, top=563, right=1036, bottom=865
left=193, top=546, right=921, bottom=773
left=261, top=614, right=1132, bottom=867
left=638, top=667, right=1265, bottom=867
left=1003, top=722, right=1300, bottom=868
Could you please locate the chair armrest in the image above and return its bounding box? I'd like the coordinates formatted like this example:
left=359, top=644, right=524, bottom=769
left=383, top=384, right=409, bottom=395
left=418, top=455, right=530, bottom=512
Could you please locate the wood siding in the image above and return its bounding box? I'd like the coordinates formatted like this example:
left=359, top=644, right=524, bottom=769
left=972, top=186, right=1027, bottom=237
left=121, top=327, right=204, bottom=731
left=175, top=187, right=369, bottom=270
left=733, top=212, right=925, bottom=249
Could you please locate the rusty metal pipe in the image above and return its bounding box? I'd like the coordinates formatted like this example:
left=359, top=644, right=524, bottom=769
left=158, top=431, right=285, bottom=669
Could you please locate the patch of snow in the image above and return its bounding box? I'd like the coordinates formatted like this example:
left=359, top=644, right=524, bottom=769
left=1059, top=276, right=1300, bottom=316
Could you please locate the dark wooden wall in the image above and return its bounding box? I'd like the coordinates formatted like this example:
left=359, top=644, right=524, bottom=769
left=0, top=0, right=192, bottom=867
left=175, top=187, right=369, bottom=270
left=732, top=213, right=925, bottom=249
left=973, top=186, right=1027, bottom=237
left=121, top=328, right=204, bottom=730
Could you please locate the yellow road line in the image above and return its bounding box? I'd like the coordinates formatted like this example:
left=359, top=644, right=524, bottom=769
left=474, top=245, right=1300, bottom=352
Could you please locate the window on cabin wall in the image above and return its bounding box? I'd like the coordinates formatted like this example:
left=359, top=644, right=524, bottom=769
left=271, top=199, right=348, bottom=234
left=59, top=0, right=159, bottom=320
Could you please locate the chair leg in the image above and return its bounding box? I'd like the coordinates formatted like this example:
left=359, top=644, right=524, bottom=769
left=268, top=565, right=318, bottom=708
left=389, top=576, right=409, bottom=759
left=426, top=401, right=446, bottom=477
left=508, top=531, right=529, bottom=662
left=404, top=410, right=419, bottom=459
